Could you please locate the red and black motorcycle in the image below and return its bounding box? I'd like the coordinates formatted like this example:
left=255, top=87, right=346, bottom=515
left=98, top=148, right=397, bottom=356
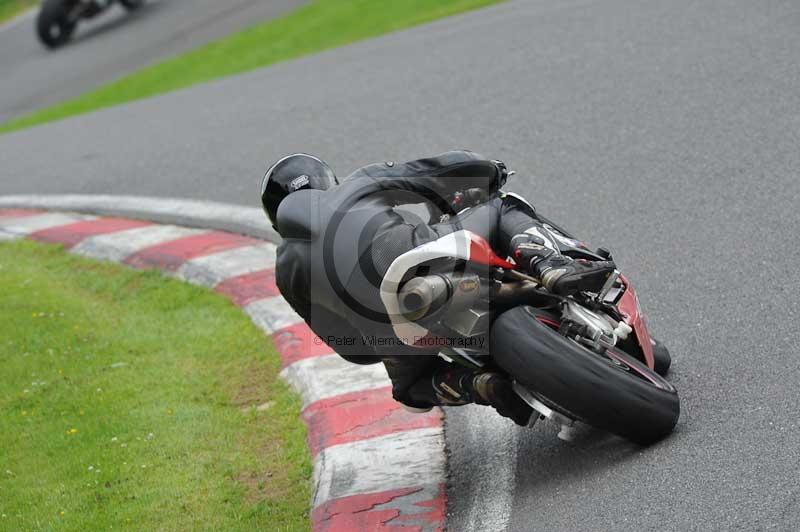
left=37, top=0, right=144, bottom=49
left=381, top=194, right=680, bottom=445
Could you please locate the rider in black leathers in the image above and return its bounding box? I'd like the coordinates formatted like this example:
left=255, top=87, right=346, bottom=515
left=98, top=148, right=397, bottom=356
left=262, top=151, right=615, bottom=425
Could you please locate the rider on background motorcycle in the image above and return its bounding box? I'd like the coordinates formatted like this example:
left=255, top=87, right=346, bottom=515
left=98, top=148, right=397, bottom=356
left=261, top=151, right=617, bottom=425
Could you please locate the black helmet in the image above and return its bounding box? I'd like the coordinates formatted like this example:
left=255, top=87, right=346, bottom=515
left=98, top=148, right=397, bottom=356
left=260, top=153, right=337, bottom=226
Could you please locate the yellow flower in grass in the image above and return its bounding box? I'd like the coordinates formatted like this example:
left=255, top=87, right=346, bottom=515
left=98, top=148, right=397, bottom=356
left=66, top=428, right=78, bottom=435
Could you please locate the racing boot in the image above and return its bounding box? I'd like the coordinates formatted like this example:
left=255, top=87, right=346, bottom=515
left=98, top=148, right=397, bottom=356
left=430, top=367, right=475, bottom=406
left=511, top=234, right=616, bottom=296
left=471, top=372, right=533, bottom=426
left=432, top=368, right=533, bottom=426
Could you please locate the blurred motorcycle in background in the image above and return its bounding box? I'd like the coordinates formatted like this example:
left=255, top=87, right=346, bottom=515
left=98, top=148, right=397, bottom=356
left=37, top=0, right=144, bottom=49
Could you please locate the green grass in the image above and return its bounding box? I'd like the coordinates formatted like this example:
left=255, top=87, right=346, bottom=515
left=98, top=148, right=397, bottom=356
left=0, top=240, right=311, bottom=531
left=0, top=0, right=503, bottom=134
left=0, top=0, right=36, bottom=24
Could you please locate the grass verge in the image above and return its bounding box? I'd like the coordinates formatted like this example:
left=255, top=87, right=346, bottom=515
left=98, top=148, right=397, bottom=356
left=0, top=240, right=311, bottom=531
left=0, top=0, right=503, bottom=134
left=0, top=0, right=36, bottom=24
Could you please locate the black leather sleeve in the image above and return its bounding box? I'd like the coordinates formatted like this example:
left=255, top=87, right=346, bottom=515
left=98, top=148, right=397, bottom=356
left=349, top=151, right=504, bottom=206
left=276, top=241, right=382, bottom=363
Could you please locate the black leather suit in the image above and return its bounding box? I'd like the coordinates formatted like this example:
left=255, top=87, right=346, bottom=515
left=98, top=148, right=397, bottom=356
left=274, top=151, right=558, bottom=408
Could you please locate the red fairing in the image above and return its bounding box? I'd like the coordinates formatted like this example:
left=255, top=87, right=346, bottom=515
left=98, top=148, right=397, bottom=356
left=467, top=232, right=516, bottom=269
left=616, top=274, right=655, bottom=369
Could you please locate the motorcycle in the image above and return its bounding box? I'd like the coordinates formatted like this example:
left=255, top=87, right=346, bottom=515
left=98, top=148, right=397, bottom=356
left=37, top=0, right=144, bottom=49
left=381, top=189, right=680, bottom=445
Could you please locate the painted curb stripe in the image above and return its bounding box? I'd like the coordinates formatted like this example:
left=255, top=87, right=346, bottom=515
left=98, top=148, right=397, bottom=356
left=176, top=244, right=277, bottom=288
left=280, top=353, right=390, bottom=408
left=124, top=231, right=260, bottom=271
left=71, top=225, right=204, bottom=263
left=0, top=208, right=447, bottom=531
left=244, top=296, right=304, bottom=334
left=311, top=427, right=445, bottom=507
left=272, top=322, right=336, bottom=368
left=0, top=212, right=94, bottom=235
left=312, top=484, right=446, bottom=532
left=302, top=386, right=442, bottom=456
left=29, top=218, right=152, bottom=249
left=0, top=194, right=279, bottom=242
left=0, top=209, right=42, bottom=219
left=215, top=268, right=281, bottom=307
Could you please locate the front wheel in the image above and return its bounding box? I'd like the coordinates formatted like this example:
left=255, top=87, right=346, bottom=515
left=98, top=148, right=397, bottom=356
left=651, top=337, right=672, bottom=376
left=36, top=0, right=76, bottom=49
left=491, top=306, right=680, bottom=445
left=118, top=0, right=145, bottom=10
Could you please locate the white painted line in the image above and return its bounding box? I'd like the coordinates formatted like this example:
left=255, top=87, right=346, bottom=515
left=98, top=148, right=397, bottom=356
left=71, top=225, right=204, bottom=263
left=311, top=427, right=445, bottom=508
left=176, top=243, right=277, bottom=288
left=280, top=353, right=390, bottom=407
left=244, top=296, right=304, bottom=334
left=0, top=213, right=94, bottom=236
left=460, top=411, right=518, bottom=532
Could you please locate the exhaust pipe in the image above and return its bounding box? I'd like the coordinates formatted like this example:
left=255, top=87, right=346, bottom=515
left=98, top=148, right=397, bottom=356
left=398, top=275, right=450, bottom=321
left=398, top=273, right=487, bottom=321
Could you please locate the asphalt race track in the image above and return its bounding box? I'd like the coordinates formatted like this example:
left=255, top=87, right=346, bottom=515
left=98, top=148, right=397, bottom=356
left=2, top=0, right=800, bottom=530
left=0, top=0, right=305, bottom=123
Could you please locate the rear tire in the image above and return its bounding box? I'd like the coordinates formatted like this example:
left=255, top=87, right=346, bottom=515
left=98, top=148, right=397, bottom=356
left=491, top=306, right=680, bottom=445
left=119, top=0, right=145, bottom=10
left=36, top=0, right=76, bottom=49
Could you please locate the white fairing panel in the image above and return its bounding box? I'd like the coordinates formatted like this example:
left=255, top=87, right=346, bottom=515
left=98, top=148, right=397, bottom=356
left=379, top=230, right=475, bottom=345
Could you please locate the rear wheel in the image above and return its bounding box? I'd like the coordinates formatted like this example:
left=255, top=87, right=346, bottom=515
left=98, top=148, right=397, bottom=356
left=36, top=0, right=76, bottom=49
left=491, top=306, right=680, bottom=445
